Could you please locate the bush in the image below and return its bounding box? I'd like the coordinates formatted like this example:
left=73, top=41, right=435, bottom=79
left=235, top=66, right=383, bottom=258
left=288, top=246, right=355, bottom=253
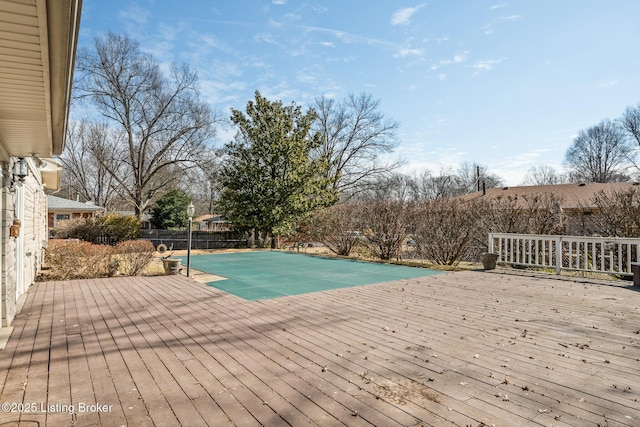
left=360, top=199, right=412, bottom=260
left=583, top=188, right=640, bottom=237
left=411, top=199, right=484, bottom=266
left=98, top=214, right=141, bottom=243
left=115, top=240, right=155, bottom=276
left=53, top=218, right=102, bottom=242
left=43, top=239, right=157, bottom=280
left=51, top=214, right=141, bottom=245
left=307, top=204, right=362, bottom=256
left=44, top=239, right=116, bottom=280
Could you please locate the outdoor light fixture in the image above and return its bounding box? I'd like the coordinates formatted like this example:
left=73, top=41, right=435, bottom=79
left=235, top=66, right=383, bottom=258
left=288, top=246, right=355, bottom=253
left=186, top=202, right=195, bottom=277
left=13, top=158, right=28, bottom=182
left=8, top=157, right=28, bottom=192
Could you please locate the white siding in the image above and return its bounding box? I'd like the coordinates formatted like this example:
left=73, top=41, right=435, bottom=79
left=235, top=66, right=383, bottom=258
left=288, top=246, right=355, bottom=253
left=1, top=158, right=46, bottom=327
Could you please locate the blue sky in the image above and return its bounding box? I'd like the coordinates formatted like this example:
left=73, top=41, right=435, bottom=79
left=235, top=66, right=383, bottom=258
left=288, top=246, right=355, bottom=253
left=77, top=1, right=640, bottom=185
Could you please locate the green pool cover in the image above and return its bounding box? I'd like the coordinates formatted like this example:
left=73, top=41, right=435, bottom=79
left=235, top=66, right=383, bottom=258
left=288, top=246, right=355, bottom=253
left=179, top=251, right=441, bottom=300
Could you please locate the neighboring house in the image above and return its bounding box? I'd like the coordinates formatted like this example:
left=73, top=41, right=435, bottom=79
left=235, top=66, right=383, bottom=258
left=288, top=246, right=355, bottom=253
left=194, top=214, right=232, bottom=232
left=458, top=181, right=640, bottom=234
left=0, top=1, right=82, bottom=331
left=47, top=195, right=106, bottom=228
left=458, top=182, right=639, bottom=209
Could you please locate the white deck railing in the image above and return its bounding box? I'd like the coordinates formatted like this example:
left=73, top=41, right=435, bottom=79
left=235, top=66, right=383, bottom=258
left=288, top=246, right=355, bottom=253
left=488, top=233, right=640, bottom=276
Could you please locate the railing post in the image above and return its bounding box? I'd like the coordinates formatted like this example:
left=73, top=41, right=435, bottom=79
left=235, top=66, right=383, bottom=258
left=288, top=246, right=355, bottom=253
left=555, top=236, right=562, bottom=275
left=488, top=232, right=494, bottom=253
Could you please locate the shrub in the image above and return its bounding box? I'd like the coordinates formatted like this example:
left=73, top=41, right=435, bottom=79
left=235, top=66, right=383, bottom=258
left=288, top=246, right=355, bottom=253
left=360, top=199, right=412, bottom=260
left=51, top=214, right=141, bottom=245
left=97, top=214, right=141, bottom=243
left=583, top=188, right=640, bottom=237
left=45, top=239, right=116, bottom=280
left=115, top=240, right=155, bottom=276
left=307, top=204, right=362, bottom=256
left=53, top=218, right=103, bottom=242
left=411, top=199, right=482, bottom=266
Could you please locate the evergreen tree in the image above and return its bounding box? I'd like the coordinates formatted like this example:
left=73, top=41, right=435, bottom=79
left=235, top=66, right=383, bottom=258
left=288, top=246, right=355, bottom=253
left=219, top=91, right=337, bottom=248
left=150, top=190, right=191, bottom=229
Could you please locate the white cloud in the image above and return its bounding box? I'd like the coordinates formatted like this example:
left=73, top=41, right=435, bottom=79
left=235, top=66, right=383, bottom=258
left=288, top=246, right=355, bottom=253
left=490, top=3, right=508, bottom=10
left=254, top=33, right=278, bottom=44
left=482, top=14, right=522, bottom=35
left=501, top=14, right=522, bottom=21
left=199, top=34, right=233, bottom=53
left=394, top=47, right=424, bottom=58
left=391, top=5, right=426, bottom=26
left=297, top=72, right=317, bottom=84
left=598, top=80, right=618, bottom=88
left=453, top=51, right=469, bottom=63
left=200, top=79, right=247, bottom=106
left=429, top=51, right=468, bottom=71
left=272, top=0, right=286, bottom=4
left=119, top=5, right=149, bottom=26
left=472, top=58, right=504, bottom=75
left=299, top=25, right=396, bottom=50
left=503, top=147, right=555, bottom=169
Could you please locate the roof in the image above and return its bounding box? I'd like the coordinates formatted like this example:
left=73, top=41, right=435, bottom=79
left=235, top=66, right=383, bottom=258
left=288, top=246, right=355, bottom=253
left=111, top=211, right=152, bottom=222
left=47, top=195, right=105, bottom=212
left=194, top=214, right=229, bottom=223
left=0, top=0, right=82, bottom=158
left=457, top=181, right=640, bottom=209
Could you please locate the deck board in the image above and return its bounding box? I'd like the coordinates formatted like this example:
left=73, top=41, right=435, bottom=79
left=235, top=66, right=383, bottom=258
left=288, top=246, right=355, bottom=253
left=0, top=268, right=639, bottom=426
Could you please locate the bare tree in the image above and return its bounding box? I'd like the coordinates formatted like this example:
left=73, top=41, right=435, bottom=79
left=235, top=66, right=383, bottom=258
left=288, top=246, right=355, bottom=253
left=620, top=103, right=640, bottom=146
left=406, top=168, right=460, bottom=201
left=73, top=32, right=218, bottom=220
left=359, top=173, right=412, bottom=202
left=58, top=120, right=121, bottom=209
left=313, top=93, right=402, bottom=197
left=619, top=104, right=640, bottom=176
left=455, top=162, right=504, bottom=195
left=180, top=154, right=222, bottom=215
left=521, top=165, right=568, bottom=186
left=400, top=164, right=504, bottom=202
left=188, top=168, right=220, bottom=215
left=564, top=120, right=634, bottom=183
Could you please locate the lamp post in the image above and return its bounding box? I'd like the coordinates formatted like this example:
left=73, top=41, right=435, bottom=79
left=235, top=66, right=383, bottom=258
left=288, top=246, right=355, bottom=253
left=186, top=202, right=195, bottom=277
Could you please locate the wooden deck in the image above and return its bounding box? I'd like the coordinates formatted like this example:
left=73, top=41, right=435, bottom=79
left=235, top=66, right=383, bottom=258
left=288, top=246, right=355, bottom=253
left=0, top=270, right=639, bottom=426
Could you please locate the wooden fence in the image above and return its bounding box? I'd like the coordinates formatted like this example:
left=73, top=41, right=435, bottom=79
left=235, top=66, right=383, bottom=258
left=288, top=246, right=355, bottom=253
left=140, top=229, right=248, bottom=250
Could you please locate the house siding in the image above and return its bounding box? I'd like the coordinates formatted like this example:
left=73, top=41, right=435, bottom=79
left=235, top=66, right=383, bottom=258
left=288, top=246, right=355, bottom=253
left=1, top=165, right=16, bottom=327
left=1, top=159, right=47, bottom=327
left=24, top=178, right=47, bottom=289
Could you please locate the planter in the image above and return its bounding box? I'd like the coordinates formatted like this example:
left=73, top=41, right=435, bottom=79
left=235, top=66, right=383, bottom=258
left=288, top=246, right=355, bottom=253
left=481, top=253, right=498, bottom=270
left=162, top=258, right=182, bottom=275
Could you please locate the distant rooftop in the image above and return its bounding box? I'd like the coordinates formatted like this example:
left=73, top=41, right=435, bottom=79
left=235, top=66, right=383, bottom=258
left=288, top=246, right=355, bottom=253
left=47, top=195, right=105, bottom=211
left=457, top=181, right=640, bottom=209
